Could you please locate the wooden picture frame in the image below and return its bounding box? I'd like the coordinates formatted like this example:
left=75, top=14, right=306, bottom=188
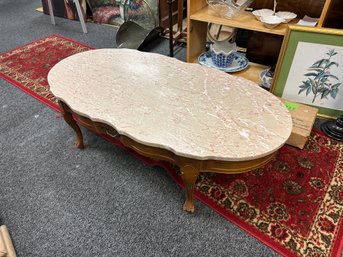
left=271, top=25, right=343, bottom=119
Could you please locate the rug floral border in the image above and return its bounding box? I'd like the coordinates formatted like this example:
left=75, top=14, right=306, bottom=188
left=190, top=132, right=343, bottom=257
left=0, top=34, right=93, bottom=111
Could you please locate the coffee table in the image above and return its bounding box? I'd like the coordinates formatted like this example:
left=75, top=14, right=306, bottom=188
left=48, top=49, right=292, bottom=213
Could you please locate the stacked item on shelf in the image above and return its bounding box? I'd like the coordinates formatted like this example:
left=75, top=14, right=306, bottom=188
left=199, top=24, right=250, bottom=73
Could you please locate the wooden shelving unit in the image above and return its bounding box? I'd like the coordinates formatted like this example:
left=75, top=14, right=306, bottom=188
left=186, top=0, right=332, bottom=85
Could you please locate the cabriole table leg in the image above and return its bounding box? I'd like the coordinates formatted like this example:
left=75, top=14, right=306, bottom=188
left=58, top=100, right=84, bottom=149
left=180, top=164, right=200, bottom=213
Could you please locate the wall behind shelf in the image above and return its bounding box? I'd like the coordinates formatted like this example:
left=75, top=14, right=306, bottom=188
left=323, top=0, right=343, bottom=29
left=245, top=31, right=283, bottom=67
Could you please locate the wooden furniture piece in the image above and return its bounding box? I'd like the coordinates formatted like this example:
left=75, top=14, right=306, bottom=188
left=162, top=0, right=186, bottom=57
left=47, top=0, right=88, bottom=33
left=186, top=0, right=332, bottom=84
left=160, top=0, right=185, bottom=29
left=48, top=49, right=292, bottom=213
left=0, top=226, right=16, bottom=257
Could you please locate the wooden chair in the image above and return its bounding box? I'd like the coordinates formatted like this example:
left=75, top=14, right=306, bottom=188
left=47, top=0, right=88, bottom=33
left=167, top=0, right=186, bottom=57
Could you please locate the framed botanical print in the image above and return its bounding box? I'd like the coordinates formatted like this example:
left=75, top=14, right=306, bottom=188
left=272, top=25, right=343, bottom=119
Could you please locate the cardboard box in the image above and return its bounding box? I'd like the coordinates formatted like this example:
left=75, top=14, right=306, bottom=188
left=281, top=99, right=318, bottom=149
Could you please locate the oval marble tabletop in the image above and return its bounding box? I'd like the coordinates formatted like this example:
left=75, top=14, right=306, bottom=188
left=48, top=49, right=292, bottom=162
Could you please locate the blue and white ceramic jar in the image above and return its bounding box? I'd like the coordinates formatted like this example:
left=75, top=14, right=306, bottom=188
left=210, top=41, right=237, bottom=68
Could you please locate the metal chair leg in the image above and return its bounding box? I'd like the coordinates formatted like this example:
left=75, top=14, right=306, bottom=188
left=47, top=0, right=56, bottom=25
left=73, top=0, right=88, bottom=34
left=47, top=0, right=87, bottom=33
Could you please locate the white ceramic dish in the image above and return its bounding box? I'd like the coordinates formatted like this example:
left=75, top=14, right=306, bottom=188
left=260, top=15, right=285, bottom=28
left=211, top=41, right=237, bottom=53
left=276, top=11, right=297, bottom=23
left=252, top=9, right=274, bottom=21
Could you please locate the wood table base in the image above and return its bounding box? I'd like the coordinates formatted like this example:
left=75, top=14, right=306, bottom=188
left=0, top=226, right=17, bottom=257
left=58, top=100, right=276, bottom=213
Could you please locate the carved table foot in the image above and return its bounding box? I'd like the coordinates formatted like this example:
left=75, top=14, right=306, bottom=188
left=180, top=164, right=200, bottom=213
left=58, top=100, right=84, bottom=149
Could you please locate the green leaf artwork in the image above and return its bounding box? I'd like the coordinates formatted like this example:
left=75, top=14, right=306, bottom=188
left=298, top=49, right=341, bottom=103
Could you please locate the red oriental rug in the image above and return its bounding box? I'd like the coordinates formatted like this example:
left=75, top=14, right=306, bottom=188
left=1, top=35, right=342, bottom=257
left=0, top=34, right=94, bottom=111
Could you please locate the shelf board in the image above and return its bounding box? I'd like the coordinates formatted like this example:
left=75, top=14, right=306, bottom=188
left=192, top=59, right=269, bottom=84
left=190, top=7, right=298, bottom=36
left=234, top=62, right=269, bottom=84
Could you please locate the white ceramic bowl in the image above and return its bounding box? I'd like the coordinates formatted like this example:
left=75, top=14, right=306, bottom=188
left=260, top=15, right=285, bottom=28
left=211, top=41, right=237, bottom=53
left=252, top=9, right=274, bottom=21
left=276, top=11, right=297, bottom=23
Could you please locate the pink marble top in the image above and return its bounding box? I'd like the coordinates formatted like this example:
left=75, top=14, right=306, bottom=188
left=48, top=49, right=292, bottom=161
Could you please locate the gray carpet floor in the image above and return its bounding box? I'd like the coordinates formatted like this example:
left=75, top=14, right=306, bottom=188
left=0, top=1, right=298, bottom=256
